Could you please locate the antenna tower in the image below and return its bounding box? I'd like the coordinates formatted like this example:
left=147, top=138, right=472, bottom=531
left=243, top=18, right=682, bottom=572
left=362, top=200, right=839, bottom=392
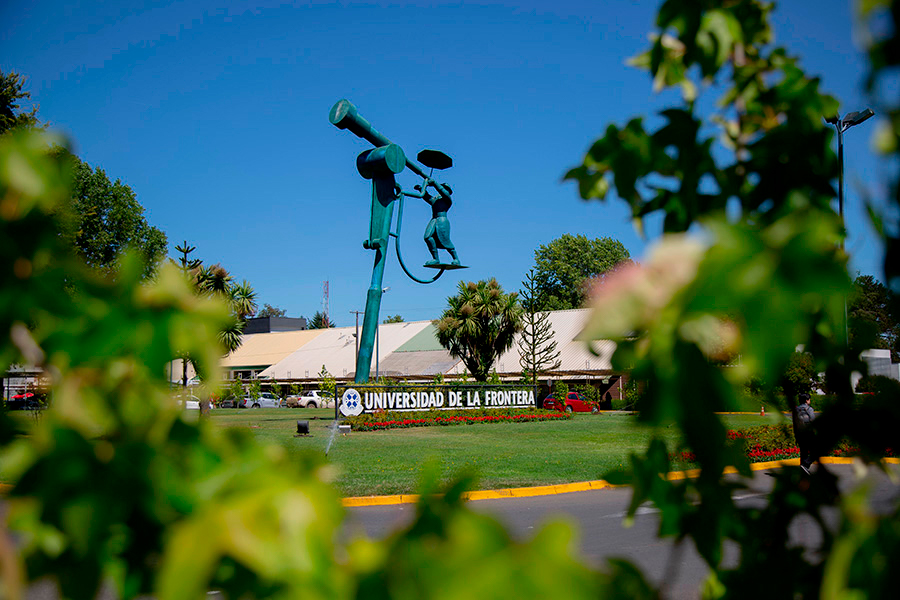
left=322, top=280, right=330, bottom=325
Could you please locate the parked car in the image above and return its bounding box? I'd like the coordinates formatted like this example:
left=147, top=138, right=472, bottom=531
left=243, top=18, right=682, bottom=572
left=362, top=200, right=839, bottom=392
left=4, top=392, right=44, bottom=411
left=285, top=390, right=334, bottom=409
left=239, top=392, right=283, bottom=408
left=174, top=393, right=214, bottom=410
left=542, top=392, right=598, bottom=414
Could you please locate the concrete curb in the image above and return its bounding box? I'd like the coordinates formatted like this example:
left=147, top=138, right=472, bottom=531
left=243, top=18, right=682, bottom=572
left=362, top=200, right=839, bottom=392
left=341, top=456, right=900, bottom=507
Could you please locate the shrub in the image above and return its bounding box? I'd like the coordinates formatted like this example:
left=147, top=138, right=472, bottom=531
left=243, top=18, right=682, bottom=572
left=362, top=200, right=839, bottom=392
left=552, top=380, right=569, bottom=399
left=855, top=374, right=900, bottom=398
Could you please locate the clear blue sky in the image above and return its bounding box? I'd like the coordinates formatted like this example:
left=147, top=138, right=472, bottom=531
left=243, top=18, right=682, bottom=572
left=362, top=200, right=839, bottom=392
left=2, top=1, right=889, bottom=326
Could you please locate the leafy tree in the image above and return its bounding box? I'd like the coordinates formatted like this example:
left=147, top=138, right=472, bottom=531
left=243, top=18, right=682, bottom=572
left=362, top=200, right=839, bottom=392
left=0, top=69, right=40, bottom=135
left=849, top=274, right=898, bottom=359
left=382, top=314, right=404, bottom=324
left=308, top=311, right=334, bottom=329
left=318, top=365, right=336, bottom=397
left=257, top=303, right=287, bottom=318
left=248, top=378, right=261, bottom=402
left=529, top=234, right=630, bottom=310
left=56, top=152, right=167, bottom=278
left=552, top=380, right=569, bottom=400
left=434, top=279, right=523, bottom=382
left=223, top=378, right=244, bottom=405
left=517, top=269, right=561, bottom=386
left=780, top=351, right=818, bottom=401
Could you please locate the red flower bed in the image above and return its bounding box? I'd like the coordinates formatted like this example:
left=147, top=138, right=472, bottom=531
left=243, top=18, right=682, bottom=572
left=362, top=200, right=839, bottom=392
left=349, top=411, right=571, bottom=432
left=671, top=426, right=894, bottom=468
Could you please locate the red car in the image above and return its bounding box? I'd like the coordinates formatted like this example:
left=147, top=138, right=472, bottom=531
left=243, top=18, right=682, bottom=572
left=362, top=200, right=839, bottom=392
left=542, top=392, right=598, bottom=413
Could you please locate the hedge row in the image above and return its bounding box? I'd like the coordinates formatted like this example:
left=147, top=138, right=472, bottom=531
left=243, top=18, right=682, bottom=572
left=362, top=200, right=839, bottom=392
left=345, top=408, right=571, bottom=432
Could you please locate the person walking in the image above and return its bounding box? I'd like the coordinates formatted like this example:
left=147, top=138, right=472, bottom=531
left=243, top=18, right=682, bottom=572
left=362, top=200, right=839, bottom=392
left=791, top=392, right=817, bottom=474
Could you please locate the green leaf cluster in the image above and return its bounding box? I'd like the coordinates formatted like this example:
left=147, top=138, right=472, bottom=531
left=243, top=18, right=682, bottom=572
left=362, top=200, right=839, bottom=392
left=0, top=69, right=41, bottom=135
left=849, top=274, right=899, bottom=360
left=256, top=303, right=287, bottom=318
left=565, top=0, right=839, bottom=233
left=528, top=234, right=631, bottom=310
left=54, top=151, right=167, bottom=280
left=572, top=1, right=900, bottom=597
left=318, top=365, right=336, bottom=397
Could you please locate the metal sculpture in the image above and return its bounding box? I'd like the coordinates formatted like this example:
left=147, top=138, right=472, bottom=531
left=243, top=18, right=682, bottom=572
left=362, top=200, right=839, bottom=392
left=329, top=99, right=466, bottom=383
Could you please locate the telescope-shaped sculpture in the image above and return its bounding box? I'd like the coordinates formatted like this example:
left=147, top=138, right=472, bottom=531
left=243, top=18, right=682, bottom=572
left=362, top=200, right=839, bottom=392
left=329, top=99, right=466, bottom=385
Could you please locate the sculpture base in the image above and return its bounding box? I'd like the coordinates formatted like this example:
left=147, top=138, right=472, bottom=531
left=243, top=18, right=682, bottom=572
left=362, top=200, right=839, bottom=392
left=423, top=262, right=468, bottom=270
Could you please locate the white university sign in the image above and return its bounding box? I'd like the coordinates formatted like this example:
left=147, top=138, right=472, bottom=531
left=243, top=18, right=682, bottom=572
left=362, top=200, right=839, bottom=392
left=340, top=387, right=537, bottom=414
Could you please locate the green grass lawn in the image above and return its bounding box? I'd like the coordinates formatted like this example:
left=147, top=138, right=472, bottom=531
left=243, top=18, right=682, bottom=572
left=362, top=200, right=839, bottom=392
left=205, top=408, right=785, bottom=496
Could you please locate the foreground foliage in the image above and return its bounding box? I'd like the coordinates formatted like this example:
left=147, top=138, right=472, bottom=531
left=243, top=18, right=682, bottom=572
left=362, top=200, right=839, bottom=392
left=0, top=131, right=607, bottom=599
left=2, top=1, right=899, bottom=599
left=567, top=0, right=900, bottom=597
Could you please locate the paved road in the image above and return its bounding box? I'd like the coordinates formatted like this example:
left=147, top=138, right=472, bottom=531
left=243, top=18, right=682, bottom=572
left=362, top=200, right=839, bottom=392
left=17, top=464, right=900, bottom=600
left=344, top=464, right=900, bottom=599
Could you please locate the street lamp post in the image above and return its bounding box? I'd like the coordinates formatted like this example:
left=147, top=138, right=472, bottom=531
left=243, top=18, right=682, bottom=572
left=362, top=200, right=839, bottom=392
left=825, top=108, right=874, bottom=345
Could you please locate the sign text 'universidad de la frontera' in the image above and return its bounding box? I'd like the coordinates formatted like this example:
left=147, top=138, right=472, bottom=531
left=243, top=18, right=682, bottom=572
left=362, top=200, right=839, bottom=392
left=339, top=386, right=537, bottom=416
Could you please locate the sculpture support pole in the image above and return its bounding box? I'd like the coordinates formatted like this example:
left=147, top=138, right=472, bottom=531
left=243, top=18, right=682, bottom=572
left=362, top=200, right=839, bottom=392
left=355, top=249, right=386, bottom=383
left=355, top=176, right=396, bottom=383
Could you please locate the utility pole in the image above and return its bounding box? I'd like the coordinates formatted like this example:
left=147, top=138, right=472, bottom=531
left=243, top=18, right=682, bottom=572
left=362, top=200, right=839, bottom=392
left=322, top=281, right=330, bottom=327
left=350, top=310, right=364, bottom=363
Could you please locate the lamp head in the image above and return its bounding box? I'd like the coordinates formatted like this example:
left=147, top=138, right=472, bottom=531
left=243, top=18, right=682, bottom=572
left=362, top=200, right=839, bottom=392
left=842, top=108, right=874, bottom=130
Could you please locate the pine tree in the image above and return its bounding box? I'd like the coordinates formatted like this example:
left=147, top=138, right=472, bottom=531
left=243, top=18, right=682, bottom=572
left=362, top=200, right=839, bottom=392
left=517, top=269, right=561, bottom=386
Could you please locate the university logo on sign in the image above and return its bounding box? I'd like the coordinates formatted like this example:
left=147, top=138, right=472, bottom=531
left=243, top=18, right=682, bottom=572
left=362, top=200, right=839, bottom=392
left=340, top=388, right=364, bottom=417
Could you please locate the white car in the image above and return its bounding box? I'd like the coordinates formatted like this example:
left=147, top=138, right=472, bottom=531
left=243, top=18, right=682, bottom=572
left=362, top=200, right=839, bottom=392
left=240, top=392, right=283, bottom=408
left=286, top=390, right=334, bottom=409
left=176, top=394, right=213, bottom=410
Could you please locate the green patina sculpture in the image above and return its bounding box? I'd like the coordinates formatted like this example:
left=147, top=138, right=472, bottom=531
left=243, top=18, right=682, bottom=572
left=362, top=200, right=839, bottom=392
left=329, top=99, right=466, bottom=384
left=417, top=149, right=461, bottom=267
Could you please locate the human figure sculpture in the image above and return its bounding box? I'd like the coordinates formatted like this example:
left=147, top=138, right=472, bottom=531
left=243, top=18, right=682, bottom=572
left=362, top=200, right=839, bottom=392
left=422, top=184, right=460, bottom=266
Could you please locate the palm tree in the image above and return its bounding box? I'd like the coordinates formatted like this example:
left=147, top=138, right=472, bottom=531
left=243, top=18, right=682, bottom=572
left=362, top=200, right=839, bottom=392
left=230, top=280, right=257, bottom=321
left=195, top=264, right=257, bottom=353
left=434, top=278, right=523, bottom=381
